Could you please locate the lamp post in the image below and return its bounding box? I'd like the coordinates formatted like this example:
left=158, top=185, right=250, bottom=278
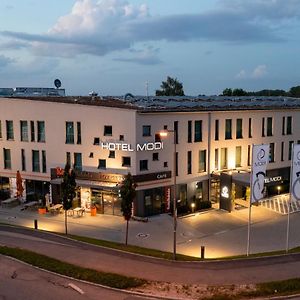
left=159, top=129, right=177, bottom=260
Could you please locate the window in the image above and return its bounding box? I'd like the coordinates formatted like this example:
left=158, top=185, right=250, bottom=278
left=93, top=137, right=100, bottom=145
left=32, top=150, right=40, bottom=172
left=109, top=151, right=115, bottom=158
left=214, top=148, right=219, bottom=170
left=0, top=120, right=2, bottom=139
left=236, top=119, right=243, bottom=139
left=37, top=121, right=45, bottom=142
left=235, top=146, right=242, bottom=167
left=215, top=120, right=219, bottom=141
left=122, top=156, right=131, bottom=167
left=188, top=120, right=192, bottom=143
left=194, top=120, right=202, bottom=142
left=20, top=121, right=28, bottom=142
left=155, top=133, right=161, bottom=142
left=21, top=149, right=26, bottom=171
left=248, top=118, right=252, bottom=138
left=269, top=143, right=275, bottom=163
left=281, top=142, right=284, bottom=161
left=30, top=121, right=35, bottom=142
left=3, top=148, right=11, bottom=169
left=104, top=125, right=112, bottom=136
left=187, top=151, right=192, bottom=174
left=221, top=148, right=228, bottom=169
left=176, top=152, right=178, bottom=176
left=140, top=159, right=148, bottom=171
left=225, top=119, right=232, bottom=140
left=42, top=150, right=46, bottom=173
left=288, top=141, right=294, bottom=161
left=174, top=121, right=178, bottom=144
left=66, top=122, right=74, bottom=144
left=77, top=122, right=81, bottom=144
left=247, top=145, right=251, bottom=166
left=152, top=152, right=159, bottom=161
left=119, top=135, right=124, bottom=141
left=98, top=159, right=106, bottom=169
left=287, top=116, right=292, bottom=135
left=164, top=161, right=168, bottom=168
left=282, top=117, right=286, bottom=135
left=267, top=117, right=273, bottom=136
left=262, top=118, right=265, bottom=137
left=142, top=125, right=151, bottom=136
left=89, top=152, right=93, bottom=158
left=198, top=150, right=206, bottom=172
left=65, top=152, right=71, bottom=166
left=6, top=120, right=14, bottom=140
left=74, top=153, right=82, bottom=171
left=164, top=125, right=168, bottom=130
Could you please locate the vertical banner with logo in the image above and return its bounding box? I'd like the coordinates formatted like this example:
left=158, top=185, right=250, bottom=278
left=286, top=143, right=300, bottom=252
left=247, top=144, right=269, bottom=256
left=290, top=144, right=300, bottom=202
left=251, top=144, right=270, bottom=203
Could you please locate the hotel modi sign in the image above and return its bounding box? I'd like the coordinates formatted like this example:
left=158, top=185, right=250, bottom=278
left=100, top=141, right=163, bottom=151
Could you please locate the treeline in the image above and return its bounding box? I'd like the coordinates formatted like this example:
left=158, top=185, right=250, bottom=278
left=221, top=86, right=300, bottom=97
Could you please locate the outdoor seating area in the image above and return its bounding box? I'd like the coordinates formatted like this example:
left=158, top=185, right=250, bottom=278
left=67, top=207, right=85, bottom=217
left=1, top=197, right=19, bottom=208
left=49, top=204, right=63, bottom=214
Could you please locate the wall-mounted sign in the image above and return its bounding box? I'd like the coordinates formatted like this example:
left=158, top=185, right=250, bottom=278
left=100, top=142, right=163, bottom=152
left=133, top=171, right=171, bottom=183
left=264, top=176, right=282, bottom=184
left=221, top=186, right=229, bottom=198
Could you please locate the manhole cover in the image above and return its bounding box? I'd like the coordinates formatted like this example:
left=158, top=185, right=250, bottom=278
left=136, top=233, right=150, bottom=239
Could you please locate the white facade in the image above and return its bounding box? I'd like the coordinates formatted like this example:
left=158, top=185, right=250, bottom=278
left=0, top=96, right=299, bottom=216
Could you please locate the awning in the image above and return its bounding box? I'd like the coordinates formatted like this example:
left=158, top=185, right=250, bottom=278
left=232, top=172, right=251, bottom=186
left=50, top=178, right=119, bottom=190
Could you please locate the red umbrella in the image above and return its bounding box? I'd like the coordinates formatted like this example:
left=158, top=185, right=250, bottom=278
left=16, top=170, right=24, bottom=199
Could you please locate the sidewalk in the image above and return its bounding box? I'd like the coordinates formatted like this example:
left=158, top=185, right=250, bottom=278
left=0, top=204, right=300, bottom=258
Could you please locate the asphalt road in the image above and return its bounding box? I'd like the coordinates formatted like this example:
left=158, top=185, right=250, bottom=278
left=0, top=255, right=158, bottom=300
left=1, top=224, right=300, bottom=286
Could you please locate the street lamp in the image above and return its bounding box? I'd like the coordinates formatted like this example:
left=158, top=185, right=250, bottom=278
left=159, top=129, right=177, bottom=260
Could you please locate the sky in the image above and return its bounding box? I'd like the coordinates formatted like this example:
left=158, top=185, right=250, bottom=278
left=0, top=0, right=300, bottom=96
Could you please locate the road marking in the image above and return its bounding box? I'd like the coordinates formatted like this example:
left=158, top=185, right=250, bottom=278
left=68, top=283, right=84, bottom=294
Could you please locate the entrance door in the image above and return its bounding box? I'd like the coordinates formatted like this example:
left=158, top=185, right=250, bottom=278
left=103, top=192, right=121, bottom=216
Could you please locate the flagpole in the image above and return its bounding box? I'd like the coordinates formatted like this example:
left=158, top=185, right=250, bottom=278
left=286, top=144, right=294, bottom=253
left=286, top=199, right=290, bottom=253
left=247, top=202, right=252, bottom=256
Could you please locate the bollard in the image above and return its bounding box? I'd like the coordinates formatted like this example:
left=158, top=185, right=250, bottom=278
left=200, top=246, right=205, bottom=259
left=34, top=219, right=38, bottom=230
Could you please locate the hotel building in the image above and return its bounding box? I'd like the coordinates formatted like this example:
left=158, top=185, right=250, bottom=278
left=0, top=96, right=299, bottom=216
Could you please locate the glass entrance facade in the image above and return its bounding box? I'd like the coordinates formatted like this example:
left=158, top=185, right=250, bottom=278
left=91, top=189, right=121, bottom=216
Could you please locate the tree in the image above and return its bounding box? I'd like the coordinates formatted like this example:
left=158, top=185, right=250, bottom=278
left=61, top=163, right=76, bottom=235
left=156, top=76, right=185, bottom=96
left=222, top=88, right=233, bottom=96
left=16, top=170, right=24, bottom=202
left=120, top=173, right=136, bottom=245
left=232, top=88, right=247, bottom=96
left=289, top=86, right=300, bottom=97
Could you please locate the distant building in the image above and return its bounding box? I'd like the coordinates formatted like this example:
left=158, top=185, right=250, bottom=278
left=0, top=87, right=65, bottom=97
left=0, top=95, right=299, bottom=216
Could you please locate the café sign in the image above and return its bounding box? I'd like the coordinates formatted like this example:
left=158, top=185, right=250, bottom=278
left=100, top=142, right=163, bottom=152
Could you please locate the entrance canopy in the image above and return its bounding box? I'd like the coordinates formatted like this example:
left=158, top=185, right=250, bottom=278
left=50, top=178, right=119, bottom=190
left=231, top=172, right=251, bottom=186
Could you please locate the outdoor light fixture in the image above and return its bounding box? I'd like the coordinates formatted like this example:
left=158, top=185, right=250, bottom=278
left=191, top=202, right=195, bottom=213
left=159, top=129, right=177, bottom=260
left=277, top=186, right=281, bottom=195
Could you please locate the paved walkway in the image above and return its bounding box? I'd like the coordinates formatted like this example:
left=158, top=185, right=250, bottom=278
left=0, top=203, right=300, bottom=259
left=1, top=224, right=300, bottom=286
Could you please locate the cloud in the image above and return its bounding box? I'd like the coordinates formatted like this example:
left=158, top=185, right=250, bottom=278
left=0, top=55, right=14, bottom=69
left=114, top=46, right=162, bottom=65
left=1, top=0, right=299, bottom=59
left=235, top=64, right=268, bottom=79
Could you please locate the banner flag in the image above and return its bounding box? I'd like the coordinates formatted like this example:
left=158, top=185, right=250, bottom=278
left=290, top=144, right=300, bottom=202
left=251, top=144, right=270, bottom=203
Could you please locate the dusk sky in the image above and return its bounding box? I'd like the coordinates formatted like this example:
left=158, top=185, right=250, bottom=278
left=0, top=0, right=300, bottom=96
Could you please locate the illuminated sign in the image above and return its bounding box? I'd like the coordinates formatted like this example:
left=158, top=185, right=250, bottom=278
left=100, top=142, right=163, bottom=152
left=264, top=176, right=282, bottom=184
left=221, top=186, right=229, bottom=198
